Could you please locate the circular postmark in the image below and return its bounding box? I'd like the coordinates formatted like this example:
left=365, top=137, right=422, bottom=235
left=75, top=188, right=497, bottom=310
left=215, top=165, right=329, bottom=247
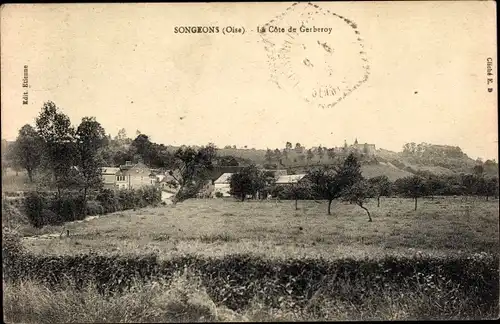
left=259, top=2, right=369, bottom=109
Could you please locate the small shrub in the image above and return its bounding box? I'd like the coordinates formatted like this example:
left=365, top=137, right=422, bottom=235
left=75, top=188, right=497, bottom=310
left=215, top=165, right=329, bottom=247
left=49, top=195, right=86, bottom=223
left=86, top=200, right=104, bottom=216
left=40, top=209, right=61, bottom=226
left=96, top=188, right=118, bottom=213
left=215, top=192, right=224, bottom=198
left=23, top=192, right=46, bottom=228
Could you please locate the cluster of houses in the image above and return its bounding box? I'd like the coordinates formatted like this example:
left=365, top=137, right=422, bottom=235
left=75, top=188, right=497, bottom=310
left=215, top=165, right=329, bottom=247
left=100, top=161, right=307, bottom=200
left=101, top=161, right=178, bottom=201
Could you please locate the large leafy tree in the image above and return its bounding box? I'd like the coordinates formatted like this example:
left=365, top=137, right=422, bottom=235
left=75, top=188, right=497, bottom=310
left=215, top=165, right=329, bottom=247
left=460, top=174, right=478, bottom=197
left=259, top=170, right=277, bottom=199
left=274, top=148, right=282, bottom=164
left=131, top=134, right=158, bottom=166
left=229, top=165, right=266, bottom=201
left=341, top=179, right=374, bottom=222
left=282, top=178, right=313, bottom=210
left=317, top=146, right=324, bottom=161
left=306, top=149, right=314, bottom=163
left=75, top=117, right=106, bottom=211
left=394, top=175, right=427, bottom=210
left=35, top=101, right=76, bottom=196
left=265, top=149, right=273, bottom=164
left=335, top=153, right=364, bottom=191
left=308, top=153, right=363, bottom=215
left=11, top=124, right=43, bottom=182
left=169, top=143, right=217, bottom=202
left=477, top=176, right=499, bottom=201
left=308, top=165, right=342, bottom=215
left=486, top=177, right=499, bottom=200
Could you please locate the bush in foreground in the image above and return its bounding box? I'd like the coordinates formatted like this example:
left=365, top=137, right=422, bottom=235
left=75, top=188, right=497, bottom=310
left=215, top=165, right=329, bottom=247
left=3, top=264, right=498, bottom=322
left=2, top=199, right=30, bottom=229
left=2, top=226, right=26, bottom=264
left=3, top=270, right=220, bottom=324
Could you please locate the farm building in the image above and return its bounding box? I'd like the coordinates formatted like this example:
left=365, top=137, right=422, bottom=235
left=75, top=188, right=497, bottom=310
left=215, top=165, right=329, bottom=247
left=214, top=173, right=233, bottom=197
left=100, top=161, right=156, bottom=190
left=213, top=169, right=289, bottom=198
left=275, top=174, right=307, bottom=185
left=102, top=167, right=121, bottom=189
left=115, top=161, right=156, bottom=189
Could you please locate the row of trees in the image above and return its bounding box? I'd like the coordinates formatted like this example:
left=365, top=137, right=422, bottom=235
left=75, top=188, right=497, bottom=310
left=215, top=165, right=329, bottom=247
left=229, top=154, right=379, bottom=221
left=265, top=146, right=338, bottom=165
left=228, top=154, right=499, bottom=221
left=5, top=101, right=219, bottom=205
left=11, top=102, right=108, bottom=212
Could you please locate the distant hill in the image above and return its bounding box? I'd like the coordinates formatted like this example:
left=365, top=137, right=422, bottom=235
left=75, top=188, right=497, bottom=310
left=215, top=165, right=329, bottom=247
left=217, top=148, right=267, bottom=164
left=3, top=136, right=497, bottom=183
left=362, top=162, right=413, bottom=181
left=376, top=145, right=497, bottom=177
left=216, top=144, right=498, bottom=179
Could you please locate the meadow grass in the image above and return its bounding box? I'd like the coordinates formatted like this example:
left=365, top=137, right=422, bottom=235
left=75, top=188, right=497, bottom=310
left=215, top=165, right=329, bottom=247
left=20, top=197, right=499, bottom=259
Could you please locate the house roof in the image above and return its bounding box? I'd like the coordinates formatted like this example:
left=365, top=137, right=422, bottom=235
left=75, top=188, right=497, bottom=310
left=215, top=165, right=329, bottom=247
left=275, top=174, right=306, bottom=184
left=102, top=167, right=120, bottom=175
left=214, top=173, right=233, bottom=184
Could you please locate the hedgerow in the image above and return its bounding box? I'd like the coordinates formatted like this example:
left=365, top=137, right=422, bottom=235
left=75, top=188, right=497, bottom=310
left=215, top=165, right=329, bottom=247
left=3, top=249, right=498, bottom=315
left=22, top=187, right=161, bottom=228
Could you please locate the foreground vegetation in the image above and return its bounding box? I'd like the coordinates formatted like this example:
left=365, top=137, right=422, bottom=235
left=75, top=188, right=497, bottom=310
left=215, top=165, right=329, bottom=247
left=3, top=195, right=498, bottom=321
left=3, top=229, right=499, bottom=322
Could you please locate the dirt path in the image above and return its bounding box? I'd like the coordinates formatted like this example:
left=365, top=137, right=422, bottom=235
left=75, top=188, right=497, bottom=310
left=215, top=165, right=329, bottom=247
left=22, top=215, right=101, bottom=240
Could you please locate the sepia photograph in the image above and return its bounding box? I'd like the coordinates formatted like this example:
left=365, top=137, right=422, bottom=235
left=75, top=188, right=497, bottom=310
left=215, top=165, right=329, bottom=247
left=1, top=1, right=498, bottom=322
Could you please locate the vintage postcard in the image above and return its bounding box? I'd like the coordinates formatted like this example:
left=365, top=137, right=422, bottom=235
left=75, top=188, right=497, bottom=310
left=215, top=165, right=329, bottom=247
left=1, top=2, right=498, bottom=322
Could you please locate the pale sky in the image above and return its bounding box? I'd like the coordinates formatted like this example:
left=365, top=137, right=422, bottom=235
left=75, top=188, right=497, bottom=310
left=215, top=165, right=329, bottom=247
left=1, top=2, right=497, bottom=160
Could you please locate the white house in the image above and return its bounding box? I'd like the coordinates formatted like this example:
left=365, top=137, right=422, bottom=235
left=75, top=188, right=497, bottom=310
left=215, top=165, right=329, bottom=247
left=275, top=174, right=307, bottom=185
left=214, top=173, right=233, bottom=197
left=161, top=188, right=177, bottom=204
left=102, top=167, right=121, bottom=188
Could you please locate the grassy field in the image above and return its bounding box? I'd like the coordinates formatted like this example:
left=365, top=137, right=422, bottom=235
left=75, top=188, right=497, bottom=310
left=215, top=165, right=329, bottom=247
left=1, top=168, right=40, bottom=192
left=22, top=197, right=499, bottom=258
left=5, top=196, right=499, bottom=322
